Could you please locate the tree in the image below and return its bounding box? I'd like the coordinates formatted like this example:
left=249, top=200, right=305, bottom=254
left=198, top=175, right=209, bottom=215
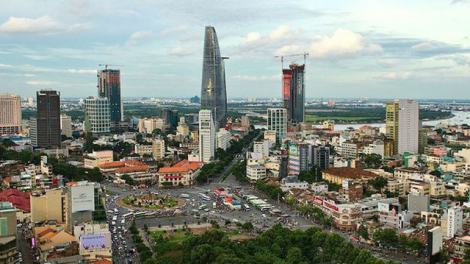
left=242, top=221, right=254, bottom=231
left=358, top=225, right=369, bottom=240
left=409, top=216, right=421, bottom=228
left=373, top=228, right=398, bottom=248
left=286, top=247, right=303, bottom=264
left=368, top=177, right=388, bottom=192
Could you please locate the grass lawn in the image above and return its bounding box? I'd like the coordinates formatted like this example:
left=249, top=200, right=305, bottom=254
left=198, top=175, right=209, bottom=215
left=149, top=230, right=167, bottom=236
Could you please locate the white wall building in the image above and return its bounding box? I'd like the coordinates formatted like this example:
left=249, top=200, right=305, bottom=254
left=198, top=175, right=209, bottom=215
left=199, top=110, right=215, bottom=163
left=152, top=139, right=165, bottom=160
left=253, top=140, right=269, bottom=158
left=84, top=97, right=110, bottom=135
left=216, top=128, right=231, bottom=150
left=362, top=140, right=385, bottom=158
left=60, top=114, right=72, bottom=138
left=267, top=108, right=287, bottom=143
left=398, top=99, right=419, bottom=154
left=246, top=165, right=266, bottom=182
left=447, top=206, right=463, bottom=238
left=135, top=144, right=153, bottom=157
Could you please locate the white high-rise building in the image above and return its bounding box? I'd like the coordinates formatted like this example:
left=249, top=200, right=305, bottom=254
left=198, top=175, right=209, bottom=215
left=398, top=99, right=419, bottom=154
left=199, top=109, right=215, bottom=163
left=253, top=140, right=269, bottom=158
left=60, top=114, right=72, bottom=138
left=0, top=94, right=22, bottom=135
left=152, top=139, right=165, bottom=160
left=216, top=128, right=230, bottom=150
left=447, top=206, right=463, bottom=237
left=84, top=97, right=110, bottom=135
left=267, top=108, right=287, bottom=143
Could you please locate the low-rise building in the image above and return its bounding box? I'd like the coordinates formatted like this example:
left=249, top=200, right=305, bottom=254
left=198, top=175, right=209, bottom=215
left=323, top=167, right=377, bottom=185
left=84, top=151, right=113, bottom=169
left=134, top=144, right=153, bottom=157
left=246, top=165, right=266, bottom=182
left=157, top=159, right=203, bottom=187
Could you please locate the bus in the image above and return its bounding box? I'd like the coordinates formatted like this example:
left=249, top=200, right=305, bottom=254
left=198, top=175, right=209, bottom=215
left=198, top=204, right=207, bottom=210
left=134, top=211, right=146, bottom=218
left=198, top=193, right=211, bottom=201
left=213, top=202, right=217, bottom=209
left=181, top=194, right=190, bottom=199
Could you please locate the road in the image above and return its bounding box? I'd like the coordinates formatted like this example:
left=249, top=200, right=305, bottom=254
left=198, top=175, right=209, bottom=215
left=103, top=136, right=422, bottom=263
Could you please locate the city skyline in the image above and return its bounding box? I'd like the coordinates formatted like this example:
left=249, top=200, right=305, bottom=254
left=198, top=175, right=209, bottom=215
left=0, top=1, right=469, bottom=99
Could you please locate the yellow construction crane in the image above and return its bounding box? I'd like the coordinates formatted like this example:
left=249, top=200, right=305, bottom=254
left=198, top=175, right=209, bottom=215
left=98, top=64, right=125, bottom=70
left=274, top=52, right=309, bottom=69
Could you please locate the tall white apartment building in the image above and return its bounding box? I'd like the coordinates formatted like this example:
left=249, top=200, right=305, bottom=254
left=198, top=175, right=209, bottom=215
left=152, top=139, right=165, bottom=160
left=199, top=109, right=215, bottom=163
left=0, top=94, right=22, bottom=135
left=446, top=206, right=463, bottom=237
left=267, top=108, right=287, bottom=143
left=60, top=114, right=72, bottom=138
left=398, top=99, right=419, bottom=154
left=84, top=97, right=110, bottom=135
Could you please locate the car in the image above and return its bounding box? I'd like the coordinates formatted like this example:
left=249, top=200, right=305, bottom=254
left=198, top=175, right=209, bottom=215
left=122, top=189, right=127, bottom=192
left=204, top=208, right=209, bottom=212
left=17, top=224, right=22, bottom=228
left=262, top=214, right=266, bottom=218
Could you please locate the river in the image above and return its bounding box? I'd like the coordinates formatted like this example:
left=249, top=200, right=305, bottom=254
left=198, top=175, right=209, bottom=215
left=254, top=111, right=470, bottom=131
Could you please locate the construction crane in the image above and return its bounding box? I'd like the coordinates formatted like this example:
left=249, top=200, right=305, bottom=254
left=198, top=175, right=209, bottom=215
left=274, top=52, right=309, bottom=70
left=98, top=64, right=125, bottom=70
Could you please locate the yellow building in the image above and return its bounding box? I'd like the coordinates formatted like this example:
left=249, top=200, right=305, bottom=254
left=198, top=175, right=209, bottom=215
left=30, top=189, right=67, bottom=224
left=84, top=150, right=113, bottom=169
left=322, top=167, right=377, bottom=185
left=385, top=101, right=399, bottom=156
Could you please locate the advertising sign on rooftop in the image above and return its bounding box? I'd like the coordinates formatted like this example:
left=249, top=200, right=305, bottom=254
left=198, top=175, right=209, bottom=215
left=71, top=185, right=95, bottom=213
left=80, top=233, right=111, bottom=250
left=289, top=143, right=298, bottom=157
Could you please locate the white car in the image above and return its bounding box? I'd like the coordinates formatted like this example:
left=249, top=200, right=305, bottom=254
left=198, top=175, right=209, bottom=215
left=262, top=214, right=266, bottom=218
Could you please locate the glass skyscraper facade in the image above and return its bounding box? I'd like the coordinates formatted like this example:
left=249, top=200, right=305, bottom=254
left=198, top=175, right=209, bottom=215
left=201, top=26, right=227, bottom=127
left=282, top=63, right=305, bottom=123
left=98, top=69, right=122, bottom=123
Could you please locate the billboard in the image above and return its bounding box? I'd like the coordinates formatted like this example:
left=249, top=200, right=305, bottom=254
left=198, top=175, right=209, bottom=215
left=289, top=143, right=298, bottom=157
left=80, top=233, right=111, bottom=250
left=71, top=185, right=95, bottom=213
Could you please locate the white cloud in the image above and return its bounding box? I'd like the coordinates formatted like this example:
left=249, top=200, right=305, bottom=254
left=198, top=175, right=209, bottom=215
left=27, top=80, right=58, bottom=86
left=168, top=47, right=195, bottom=57
left=269, top=25, right=293, bottom=40
left=232, top=75, right=280, bottom=81
left=375, top=72, right=413, bottom=80
left=126, top=30, right=153, bottom=46
left=310, top=28, right=383, bottom=58
left=0, top=16, right=87, bottom=34
left=243, top=32, right=262, bottom=45
left=410, top=42, right=434, bottom=51
left=159, top=26, right=187, bottom=37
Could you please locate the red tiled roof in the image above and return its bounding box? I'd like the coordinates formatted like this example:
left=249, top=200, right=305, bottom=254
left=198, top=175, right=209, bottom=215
left=323, top=167, right=377, bottom=179
left=100, top=160, right=144, bottom=169
left=38, top=228, right=54, bottom=237
left=0, top=189, right=31, bottom=212
left=116, top=165, right=149, bottom=173
left=158, top=159, right=203, bottom=173
left=89, top=260, right=112, bottom=264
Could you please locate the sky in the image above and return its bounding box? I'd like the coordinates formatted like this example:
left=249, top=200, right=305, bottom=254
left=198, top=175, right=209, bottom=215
left=0, top=0, right=469, bottom=100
